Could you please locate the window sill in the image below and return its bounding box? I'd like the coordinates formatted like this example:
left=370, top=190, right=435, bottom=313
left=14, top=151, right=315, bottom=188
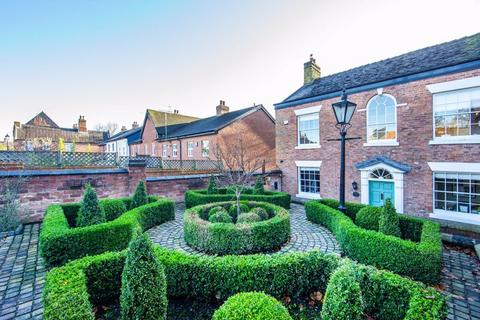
left=429, top=138, right=480, bottom=145
left=430, top=211, right=480, bottom=226
left=295, top=144, right=321, bottom=150
left=363, top=141, right=399, bottom=147
left=296, top=192, right=321, bottom=200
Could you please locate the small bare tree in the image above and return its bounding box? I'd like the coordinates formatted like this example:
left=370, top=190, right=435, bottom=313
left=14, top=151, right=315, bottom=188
left=213, top=126, right=265, bottom=216
left=0, top=176, right=26, bottom=232
left=94, top=122, right=119, bottom=136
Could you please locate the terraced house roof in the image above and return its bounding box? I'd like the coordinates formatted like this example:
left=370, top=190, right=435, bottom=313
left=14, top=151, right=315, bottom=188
left=277, top=32, right=480, bottom=108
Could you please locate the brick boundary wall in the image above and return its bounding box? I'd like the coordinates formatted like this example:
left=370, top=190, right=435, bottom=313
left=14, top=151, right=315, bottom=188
left=0, top=164, right=282, bottom=223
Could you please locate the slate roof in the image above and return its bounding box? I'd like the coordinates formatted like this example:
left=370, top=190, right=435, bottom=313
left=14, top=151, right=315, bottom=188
left=105, top=127, right=142, bottom=144
left=280, top=32, right=480, bottom=106
left=355, top=156, right=411, bottom=173
left=26, top=111, right=60, bottom=128
left=155, top=105, right=269, bottom=141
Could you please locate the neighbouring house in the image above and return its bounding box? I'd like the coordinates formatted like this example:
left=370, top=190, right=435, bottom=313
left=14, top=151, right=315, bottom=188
left=103, top=121, right=142, bottom=156
left=12, top=111, right=108, bottom=152
left=131, top=101, right=277, bottom=171
left=275, top=33, right=480, bottom=225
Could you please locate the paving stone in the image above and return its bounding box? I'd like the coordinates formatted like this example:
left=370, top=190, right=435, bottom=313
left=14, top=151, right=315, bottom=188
left=148, top=203, right=341, bottom=256
left=0, top=224, right=44, bottom=319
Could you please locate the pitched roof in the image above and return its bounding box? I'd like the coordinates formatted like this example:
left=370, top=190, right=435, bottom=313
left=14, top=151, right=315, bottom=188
left=105, top=127, right=142, bottom=144
left=278, top=32, right=480, bottom=107
left=155, top=105, right=270, bottom=141
left=146, top=109, right=199, bottom=127
left=355, top=156, right=411, bottom=173
left=26, top=111, right=59, bottom=128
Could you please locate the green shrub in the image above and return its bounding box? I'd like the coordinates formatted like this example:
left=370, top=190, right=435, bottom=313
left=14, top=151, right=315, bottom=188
left=185, top=189, right=291, bottom=209
left=379, top=199, right=401, bottom=237
left=207, top=176, right=218, bottom=194
left=120, top=234, right=167, bottom=320
left=253, top=176, right=265, bottom=195
left=209, top=210, right=233, bottom=224
left=40, top=197, right=175, bottom=267
left=131, top=181, right=148, bottom=209
left=208, top=206, right=226, bottom=218
left=228, top=203, right=249, bottom=221
left=321, top=262, right=364, bottom=320
left=184, top=201, right=290, bottom=255
left=43, top=247, right=445, bottom=320
left=355, top=206, right=382, bottom=230
left=250, top=207, right=269, bottom=220
left=101, top=199, right=128, bottom=221
left=76, top=184, right=106, bottom=227
left=237, top=212, right=261, bottom=224
left=305, top=200, right=442, bottom=284
left=212, top=292, right=292, bottom=320
left=319, top=198, right=367, bottom=221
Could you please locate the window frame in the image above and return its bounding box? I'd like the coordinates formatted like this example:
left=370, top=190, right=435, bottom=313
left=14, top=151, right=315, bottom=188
left=172, top=144, right=178, bottom=157
left=201, top=140, right=209, bottom=157
left=296, top=113, right=320, bottom=148
left=433, top=171, right=480, bottom=216
left=365, top=94, right=398, bottom=146
left=187, top=141, right=194, bottom=157
left=162, top=144, right=167, bottom=158
left=297, top=166, right=321, bottom=198
left=430, top=86, right=480, bottom=144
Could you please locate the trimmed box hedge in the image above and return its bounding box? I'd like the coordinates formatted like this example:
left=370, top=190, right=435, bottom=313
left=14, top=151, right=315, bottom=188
left=305, top=199, right=442, bottom=284
left=184, top=201, right=291, bottom=255
left=185, top=188, right=291, bottom=209
left=43, top=246, right=446, bottom=320
left=40, top=196, right=174, bottom=267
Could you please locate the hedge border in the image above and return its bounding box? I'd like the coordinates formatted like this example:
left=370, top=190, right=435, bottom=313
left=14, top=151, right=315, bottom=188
left=43, top=247, right=446, bottom=320
left=185, top=188, right=291, bottom=209
left=184, top=201, right=291, bottom=255
left=40, top=196, right=174, bottom=267
left=305, top=200, right=442, bottom=284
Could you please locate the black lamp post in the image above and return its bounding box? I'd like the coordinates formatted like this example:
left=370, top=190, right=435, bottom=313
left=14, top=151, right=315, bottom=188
left=331, top=90, right=357, bottom=213
left=4, top=134, right=9, bottom=151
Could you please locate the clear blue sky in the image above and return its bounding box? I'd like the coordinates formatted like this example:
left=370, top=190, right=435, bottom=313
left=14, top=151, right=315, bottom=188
left=1, top=0, right=479, bottom=137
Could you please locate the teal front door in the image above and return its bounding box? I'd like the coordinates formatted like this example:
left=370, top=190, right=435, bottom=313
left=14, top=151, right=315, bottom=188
left=369, top=181, right=394, bottom=207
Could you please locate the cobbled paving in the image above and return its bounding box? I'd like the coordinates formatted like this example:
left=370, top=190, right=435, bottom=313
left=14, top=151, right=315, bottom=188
left=0, top=206, right=479, bottom=319
left=0, top=224, right=44, bottom=320
left=148, top=203, right=340, bottom=255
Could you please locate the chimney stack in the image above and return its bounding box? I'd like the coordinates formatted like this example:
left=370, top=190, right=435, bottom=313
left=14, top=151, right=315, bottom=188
left=78, top=116, right=87, bottom=132
left=132, top=121, right=139, bottom=129
left=304, top=54, right=321, bottom=85
left=121, top=125, right=127, bottom=132
left=216, top=100, right=229, bottom=115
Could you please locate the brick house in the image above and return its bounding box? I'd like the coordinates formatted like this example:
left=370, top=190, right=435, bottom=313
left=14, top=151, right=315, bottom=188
left=12, top=112, right=108, bottom=152
left=131, top=101, right=277, bottom=170
left=275, top=33, right=480, bottom=225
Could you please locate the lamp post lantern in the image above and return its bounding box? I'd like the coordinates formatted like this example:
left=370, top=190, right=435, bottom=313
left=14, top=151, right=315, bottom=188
left=331, top=90, right=357, bottom=213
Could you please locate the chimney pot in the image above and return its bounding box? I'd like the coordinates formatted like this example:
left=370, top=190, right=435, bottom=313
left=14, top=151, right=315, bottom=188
left=304, top=54, right=321, bottom=85
left=121, top=126, right=127, bottom=131
left=78, top=115, right=87, bottom=132
left=216, top=100, right=229, bottom=115
left=132, top=121, right=139, bottom=129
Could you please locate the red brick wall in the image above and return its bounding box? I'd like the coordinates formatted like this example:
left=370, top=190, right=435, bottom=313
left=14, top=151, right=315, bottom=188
left=276, top=69, right=480, bottom=214
left=218, top=109, right=276, bottom=171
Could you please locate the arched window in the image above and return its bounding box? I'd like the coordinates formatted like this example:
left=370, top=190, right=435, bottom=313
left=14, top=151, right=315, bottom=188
left=367, top=94, right=397, bottom=142
left=370, top=168, right=393, bottom=180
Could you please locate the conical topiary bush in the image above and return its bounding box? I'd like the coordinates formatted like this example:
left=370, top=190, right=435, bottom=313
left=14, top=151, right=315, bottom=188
left=76, top=184, right=106, bottom=227
left=131, top=181, right=148, bottom=209
left=378, top=198, right=401, bottom=237
left=120, top=233, right=168, bottom=320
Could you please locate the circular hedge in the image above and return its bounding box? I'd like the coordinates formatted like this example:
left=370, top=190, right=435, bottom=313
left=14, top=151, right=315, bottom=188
left=185, top=188, right=291, bottom=209
left=212, top=292, right=293, bottom=320
left=183, top=201, right=291, bottom=255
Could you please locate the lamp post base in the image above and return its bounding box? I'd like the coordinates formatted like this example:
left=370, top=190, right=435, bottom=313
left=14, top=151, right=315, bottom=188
left=338, top=204, right=346, bottom=214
